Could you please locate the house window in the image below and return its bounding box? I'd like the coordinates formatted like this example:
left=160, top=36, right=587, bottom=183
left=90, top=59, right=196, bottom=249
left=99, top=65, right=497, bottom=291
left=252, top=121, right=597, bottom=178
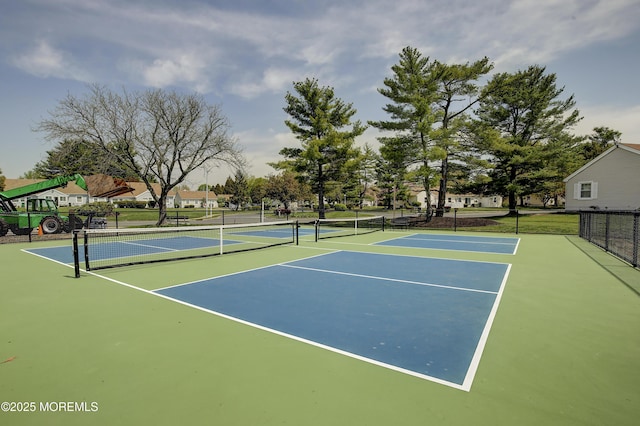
left=76, top=196, right=83, bottom=202
left=580, top=183, right=591, bottom=198
left=574, top=181, right=598, bottom=200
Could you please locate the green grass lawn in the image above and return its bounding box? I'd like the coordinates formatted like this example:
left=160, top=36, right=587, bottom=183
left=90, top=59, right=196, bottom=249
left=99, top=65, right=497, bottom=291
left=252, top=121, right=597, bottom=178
left=467, top=212, right=580, bottom=234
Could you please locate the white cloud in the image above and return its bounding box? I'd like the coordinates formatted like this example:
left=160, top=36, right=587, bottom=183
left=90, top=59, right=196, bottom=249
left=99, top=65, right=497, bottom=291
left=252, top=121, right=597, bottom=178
left=230, top=67, right=301, bottom=99
left=12, top=40, right=90, bottom=81
left=141, top=53, right=210, bottom=91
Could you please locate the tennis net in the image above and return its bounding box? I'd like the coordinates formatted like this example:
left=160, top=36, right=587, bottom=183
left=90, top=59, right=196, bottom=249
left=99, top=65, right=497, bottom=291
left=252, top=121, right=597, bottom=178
left=314, top=215, right=385, bottom=241
left=73, top=220, right=298, bottom=275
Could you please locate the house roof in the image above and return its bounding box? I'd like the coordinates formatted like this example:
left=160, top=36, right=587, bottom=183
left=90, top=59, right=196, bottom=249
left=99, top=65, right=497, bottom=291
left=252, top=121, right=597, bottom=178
left=621, top=143, right=640, bottom=152
left=111, top=182, right=177, bottom=198
left=176, top=190, right=217, bottom=200
left=4, top=179, right=43, bottom=191
left=564, top=142, right=640, bottom=182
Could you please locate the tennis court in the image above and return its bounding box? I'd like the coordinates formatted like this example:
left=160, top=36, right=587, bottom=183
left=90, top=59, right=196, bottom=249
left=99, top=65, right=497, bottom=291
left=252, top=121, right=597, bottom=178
left=374, top=233, right=520, bottom=254
left=3, top=221, right=640, bottom=425
left=24, top=222, right=510, bottom=390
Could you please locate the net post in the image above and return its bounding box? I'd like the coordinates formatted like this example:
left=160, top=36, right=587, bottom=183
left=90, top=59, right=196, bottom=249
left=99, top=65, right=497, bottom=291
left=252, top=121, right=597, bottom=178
left=27, top=212, right=32, bottom=243
left=219, top=225, right=224, bottom=255
left=314, top=219, right=319, bottom=242
left=295, top=220, right=299, bottom=245
left=83, top=231, right=90, bottom=271
left=73, top=231, right=80, bottom=278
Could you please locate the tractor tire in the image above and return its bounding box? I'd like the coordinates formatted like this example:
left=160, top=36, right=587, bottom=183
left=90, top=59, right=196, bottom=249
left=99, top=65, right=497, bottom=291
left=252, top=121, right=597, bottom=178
left=0, top=219, right=8, bottom=237
left=10, top=225, right=33, bottom=236
left=64, top=215, right=84, bottom=233
left=41, top=216, right=63, bottom=234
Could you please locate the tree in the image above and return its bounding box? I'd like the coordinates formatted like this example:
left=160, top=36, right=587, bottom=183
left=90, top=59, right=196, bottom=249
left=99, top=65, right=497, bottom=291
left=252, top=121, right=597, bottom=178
left=28, top=139, right=135, bottom=180
left=369, top=46, right=439, bottom=217
left=247, top=176, right=267, bottom=205
left=212, top=183, right=226, bottom=195
left=346, top=143, right=378, bottom=208
left=265, top=171, right=305, bottom=210
left=37, top=84, right=244, bottom=225
left=375, top=136, right=413, bottom=209
left=371, top=46, right=493, bottom=216
left=474, top=65, right=581, bottom=212
left=228, top=170, right=250, bottom=210
left=278, top=78, right=365, bottom=219
left=429, top=57, right=493, bottom=216
left=580, top=126, right=621, bottom=162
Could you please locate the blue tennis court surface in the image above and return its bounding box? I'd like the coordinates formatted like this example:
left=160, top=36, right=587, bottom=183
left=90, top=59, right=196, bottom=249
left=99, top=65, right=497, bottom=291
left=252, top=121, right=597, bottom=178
left=375, top=233, right=520, bottom=254
left=24, top=235, right=236, bottom=264
left=155, top=251, right=511, bottom=390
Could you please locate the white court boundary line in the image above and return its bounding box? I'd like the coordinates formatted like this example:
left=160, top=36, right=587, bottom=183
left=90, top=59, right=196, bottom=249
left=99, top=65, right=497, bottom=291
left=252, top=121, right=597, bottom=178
left=22, top=246, right=511, bottom=392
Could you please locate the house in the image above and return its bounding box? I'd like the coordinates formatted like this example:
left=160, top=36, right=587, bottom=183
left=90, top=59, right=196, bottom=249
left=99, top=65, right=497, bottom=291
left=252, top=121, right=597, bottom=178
left=564, top=143, right=640, bottom=211
left=444, top=194, right=503, bottom=209
left=110, top=182, right=175, bottom=208
left=522, top=194, right=565, bottom=208
left=175, top=190, right=218, bottom=209
left=407, top=185, right=503, bottom=210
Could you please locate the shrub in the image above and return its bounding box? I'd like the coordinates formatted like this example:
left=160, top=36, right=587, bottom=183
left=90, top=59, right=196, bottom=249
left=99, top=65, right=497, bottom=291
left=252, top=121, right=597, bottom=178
left=334, top=203, right=347, bottom=211
left=74, top=202, right=114, bottom=216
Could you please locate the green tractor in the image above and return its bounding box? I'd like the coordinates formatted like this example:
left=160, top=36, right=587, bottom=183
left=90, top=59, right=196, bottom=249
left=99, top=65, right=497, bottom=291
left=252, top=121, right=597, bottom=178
left=0, top=174, right=89, bottom=236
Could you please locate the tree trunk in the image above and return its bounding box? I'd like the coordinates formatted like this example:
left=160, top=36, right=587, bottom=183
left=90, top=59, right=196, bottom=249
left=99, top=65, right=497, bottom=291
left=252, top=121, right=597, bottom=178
left=436, top=156, right=449, bottom=217
left=157, top=194, right=168, bottom=226
left=508, top=167, right=518, bottom=213
left=317, top=164, right=325, bottom=219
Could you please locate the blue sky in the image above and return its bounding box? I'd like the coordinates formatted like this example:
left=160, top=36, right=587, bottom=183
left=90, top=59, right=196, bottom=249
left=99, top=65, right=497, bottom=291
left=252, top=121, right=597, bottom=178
left=1, top=0, right=639, bottom=186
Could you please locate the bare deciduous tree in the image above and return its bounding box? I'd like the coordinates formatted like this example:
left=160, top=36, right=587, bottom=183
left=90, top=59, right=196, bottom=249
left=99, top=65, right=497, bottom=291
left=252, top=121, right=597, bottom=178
left=37, top=84, right=244, bottom=224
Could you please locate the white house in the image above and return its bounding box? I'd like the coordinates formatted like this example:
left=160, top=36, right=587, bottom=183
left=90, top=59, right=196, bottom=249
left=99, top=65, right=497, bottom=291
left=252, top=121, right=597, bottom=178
left=444, top=194, right=503, bottom=209
left=564, top=143, right=640, bottom=211
left=408, top=185, right=503, bottom=210
left=175, top=190, right=218, bottom=209
left=110, top=182, right=175, bottom=208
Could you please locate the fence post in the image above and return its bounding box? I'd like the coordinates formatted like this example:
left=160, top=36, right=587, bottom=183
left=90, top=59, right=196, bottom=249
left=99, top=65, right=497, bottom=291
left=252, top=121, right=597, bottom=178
left=605, top=212, right=610, bottom=251
left=634, top=212, right=639, bottom=268
left=454, top=208, right=458, bottom=232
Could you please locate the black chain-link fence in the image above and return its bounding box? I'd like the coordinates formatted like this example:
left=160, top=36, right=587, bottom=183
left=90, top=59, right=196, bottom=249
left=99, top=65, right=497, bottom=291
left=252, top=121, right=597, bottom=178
left=579, top=210, right=640, bottom=268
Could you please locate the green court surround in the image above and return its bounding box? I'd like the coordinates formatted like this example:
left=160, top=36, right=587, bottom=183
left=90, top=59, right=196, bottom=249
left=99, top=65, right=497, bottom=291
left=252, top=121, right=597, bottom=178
left=1, top=231, right=639, bottom=425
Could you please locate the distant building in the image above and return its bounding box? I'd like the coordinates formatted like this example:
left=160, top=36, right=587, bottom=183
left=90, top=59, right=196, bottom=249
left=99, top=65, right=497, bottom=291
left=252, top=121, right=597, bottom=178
left=109, top=182, right=175, bottom=208
left=407, top=185, right=503, bottom=209
left=175, top=190, right=218, bottom=209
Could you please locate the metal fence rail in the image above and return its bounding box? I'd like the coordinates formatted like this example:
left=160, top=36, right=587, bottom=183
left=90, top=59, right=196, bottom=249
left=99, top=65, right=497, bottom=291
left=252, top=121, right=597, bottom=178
left=579, top=210, right=640, bottom=268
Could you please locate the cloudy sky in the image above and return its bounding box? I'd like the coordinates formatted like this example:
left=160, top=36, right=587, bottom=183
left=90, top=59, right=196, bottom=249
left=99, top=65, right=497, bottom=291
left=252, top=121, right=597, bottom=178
left=1, top=0, right=639, bottom=186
